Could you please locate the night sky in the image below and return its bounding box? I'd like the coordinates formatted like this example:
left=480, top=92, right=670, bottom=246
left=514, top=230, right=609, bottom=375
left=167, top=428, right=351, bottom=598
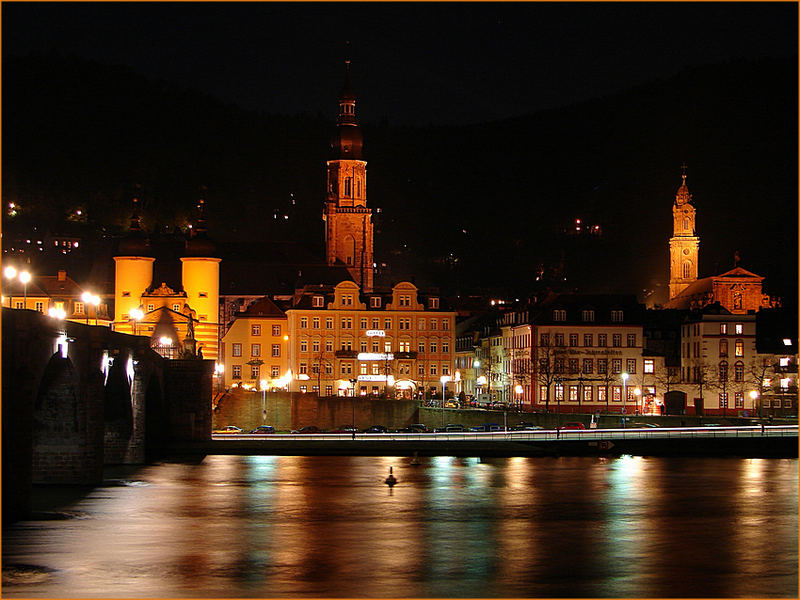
left=4, top=2, right=796, bottom=125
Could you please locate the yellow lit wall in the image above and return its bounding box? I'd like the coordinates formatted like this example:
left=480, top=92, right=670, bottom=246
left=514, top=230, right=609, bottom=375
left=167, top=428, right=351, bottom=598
left=181, top=256, right=221, bottom=361
left=113, top=256, right=154, bottom=332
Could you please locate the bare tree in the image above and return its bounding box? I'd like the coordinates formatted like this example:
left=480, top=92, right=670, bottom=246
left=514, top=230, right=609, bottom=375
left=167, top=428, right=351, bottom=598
left=534, top=336, right=561, bottom=412
left=690, top=357, right=715, bottom=416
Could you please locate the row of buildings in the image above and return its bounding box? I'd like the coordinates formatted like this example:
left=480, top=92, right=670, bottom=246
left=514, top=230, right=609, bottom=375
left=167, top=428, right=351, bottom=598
left=2, top=62, right=795, bottom=417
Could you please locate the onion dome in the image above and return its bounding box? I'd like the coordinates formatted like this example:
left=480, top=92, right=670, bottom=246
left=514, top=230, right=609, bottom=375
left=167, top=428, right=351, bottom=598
left=116, top=196, right=152, bottom=256
left=184, top=196, right=217, bottom=257
left=675, top=163, right=693, bottom=206
left=329, top=59, right=363, bottom=159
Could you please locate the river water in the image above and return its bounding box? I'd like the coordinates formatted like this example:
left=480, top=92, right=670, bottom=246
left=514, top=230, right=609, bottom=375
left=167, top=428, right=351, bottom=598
left=2, top=455, right=797, bottom=598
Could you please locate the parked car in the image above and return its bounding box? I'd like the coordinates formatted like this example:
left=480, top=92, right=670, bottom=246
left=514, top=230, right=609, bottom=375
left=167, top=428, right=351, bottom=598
left=630, top=422, right=660, bottom=428
left=490, top=402, right=507, bottom=410
left=396, top=423, right=430, bottom=433
left=434, top=423, right=467, bottom=432
left=444, top=400, right=459, bottom=409
left=470, top=423, right=503, bottom=432
left=329, top=426, right=359, bottom=434
left=290, top=425, right=322, bottom=434
left=510, top=422, right=543, bottom=431
left=249, top=425, right=275, bottom=434
left=362, top=425, right=388, bottom=433
left=559, top=422, right=586, bottom=430
left=213, top=425, right=243, bottom=434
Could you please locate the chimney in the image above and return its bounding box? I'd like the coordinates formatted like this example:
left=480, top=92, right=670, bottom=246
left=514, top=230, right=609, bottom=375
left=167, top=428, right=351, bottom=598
left=57, top=270, right=67, bottom=281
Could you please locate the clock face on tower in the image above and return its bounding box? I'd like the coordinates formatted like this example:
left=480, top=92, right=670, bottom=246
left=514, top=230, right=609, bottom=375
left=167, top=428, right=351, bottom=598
left=683, top=248, right=690, bottom=255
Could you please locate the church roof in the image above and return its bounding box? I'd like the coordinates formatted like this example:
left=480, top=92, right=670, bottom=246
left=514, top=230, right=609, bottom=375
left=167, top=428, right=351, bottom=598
left=713, top=266, right=764, bottom=281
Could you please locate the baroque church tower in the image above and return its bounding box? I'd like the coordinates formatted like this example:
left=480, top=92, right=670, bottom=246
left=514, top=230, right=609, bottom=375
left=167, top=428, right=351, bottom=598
left=668, top=165, right=700, bottom=299
left=323, top=60, right=374, bottom=292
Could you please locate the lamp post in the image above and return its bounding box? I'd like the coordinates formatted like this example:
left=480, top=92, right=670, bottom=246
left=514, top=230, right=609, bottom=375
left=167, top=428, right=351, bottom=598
left=749, top=390, right=760, bottom=419
left=440, top=374, right=452, bottom=427
left=473, top=358, right=481, bottom=400
left=621, top=372, right=629, bottom=426
left=634, top=387, right=642, bottom=415
left=19, top=271, right=30, bottom=307
left=350, top=378, right=357, bottom=432
left=4, top=266, right=17, bottom=307
left=129, top=307, right=144, bottom=336
left=260, top=379, right=268, bottom=423
left=515, top=384, right=523, bottom=412
left=81, top=291, right=100, bottom=325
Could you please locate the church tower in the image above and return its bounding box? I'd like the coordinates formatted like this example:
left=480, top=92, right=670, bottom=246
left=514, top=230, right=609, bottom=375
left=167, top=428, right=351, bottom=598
left=669, top=165, right=700, bottom=299
left=322, top=59, right=374, bottom=292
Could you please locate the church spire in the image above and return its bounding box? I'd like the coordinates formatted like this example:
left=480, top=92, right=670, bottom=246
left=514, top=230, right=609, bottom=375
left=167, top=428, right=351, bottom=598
left=675, top=163, right=692, bottom=206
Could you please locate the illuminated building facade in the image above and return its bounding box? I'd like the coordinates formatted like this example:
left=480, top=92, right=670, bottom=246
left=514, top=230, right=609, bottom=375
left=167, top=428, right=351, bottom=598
left=220, top=297, right=290, bottom=390
left=286, top=281, right=455, bottom=397
left=322, top=60, right=374, bottom=292
left=113, top=198, right=220, bottom=360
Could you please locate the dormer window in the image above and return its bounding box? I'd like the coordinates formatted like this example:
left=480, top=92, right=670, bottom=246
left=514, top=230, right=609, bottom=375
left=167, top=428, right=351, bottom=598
left=429, top=297, right=439, bottom=309
left=312, top=296, right=324, bottom=308
left=342, top=294, right=353, bottom=306
left=370, top=296, right=381, bottom=308
left=553, top=309, right=566, bottom=322
left=399, top=295, right=411, bottom=307
left=581, top=310, right=595, bottom=322
left=611, top=310, right=624, bottom=322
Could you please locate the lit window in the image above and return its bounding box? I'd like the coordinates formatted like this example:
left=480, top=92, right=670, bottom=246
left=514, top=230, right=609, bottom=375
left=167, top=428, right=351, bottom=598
left=644, top=359, right=654, bottom=374
left=251, top=365, right=260, bottom=379
left=271, top=366, right=279, bottom=378
left=232, top=343, right=242, bottom=357
left=252, top=324, right=261, bottom=336
left=611, top=310, right=623, bottom=322
left=272, top=325, right=281, bottom=336
left=371, top=296, right=381, bottom=308
left=300, top=317, right=308, bottom=329
left=582, top=310, right=595, bottom=322
left=720, top=323, right=728, bottom=335
left=735, top=340, right=744, bottom=357
left=735, top=323, right=743, bottom=335
left=75, top=302, right=85, bottom=315
left=232, top=365, right=242, bottom=379
left=251, top=344, right=261, bottom=357
left=626, top=359, right=636, bottom=374
left=779, top=357, right=790, bottom=368
left=553, top=309, right=566, bottom=321
left=313, top=296, right=324, bottom=308
left=271, top=344, right=281, bottom=357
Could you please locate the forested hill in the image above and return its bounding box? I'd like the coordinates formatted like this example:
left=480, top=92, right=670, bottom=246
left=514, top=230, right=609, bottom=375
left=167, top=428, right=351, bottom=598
left=3, top=53, right=796, bottom=299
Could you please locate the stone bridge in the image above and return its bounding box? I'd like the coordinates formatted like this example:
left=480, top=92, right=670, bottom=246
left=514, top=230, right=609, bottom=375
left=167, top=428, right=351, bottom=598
left=2, top=308, right=212, bottom=523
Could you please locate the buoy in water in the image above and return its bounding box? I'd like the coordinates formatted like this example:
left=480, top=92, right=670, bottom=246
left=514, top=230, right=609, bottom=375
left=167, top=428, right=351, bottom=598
left=410, top=451, right=420, bottom=466
left=385, top=466, right=397, bottom=486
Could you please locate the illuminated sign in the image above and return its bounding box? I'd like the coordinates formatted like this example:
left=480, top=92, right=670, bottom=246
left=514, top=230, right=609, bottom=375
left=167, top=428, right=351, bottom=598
left=357, top=352, right=394, bottom=361
left=366, top=330, right=386, bottom=337
left=358, top=375, right=388, bottom=382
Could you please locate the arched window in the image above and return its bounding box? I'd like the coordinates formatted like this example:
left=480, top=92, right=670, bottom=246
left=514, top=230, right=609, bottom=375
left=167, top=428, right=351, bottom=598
left=682, top=261, right=692, bottom=279
left=719, top=361, right=728, bottom=381
left=683, top=218, right=689, bottom=230
left=734, top=362, right=744, bottom=382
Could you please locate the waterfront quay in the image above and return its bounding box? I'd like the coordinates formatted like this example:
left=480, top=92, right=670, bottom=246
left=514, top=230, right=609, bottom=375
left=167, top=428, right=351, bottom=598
left=171, top=425, right=798, bottom=458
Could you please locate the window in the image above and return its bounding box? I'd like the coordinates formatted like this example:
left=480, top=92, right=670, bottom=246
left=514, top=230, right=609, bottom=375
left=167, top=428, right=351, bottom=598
left=312, top=318, right=320, bottom=330
left=325, top=385, right=333, bottom=396
left=326, top=318, right=334, bottom=329
left=555, top=358, right=565, bottom=373
left=583, top=386, right=593, bottom=403
left=719, top=361, right=728, bottom=381
left=360, top=340, right=368, bottom=352
left=644, top=359, right=654, bottom=374
left=300, top=340, right=308, bottom=353
left=569, top=386, right=578, bottom=401
left=555, top=333, right=565, bottom=346
left=360, top=318, right=368, bottom=329
left=682, top=262, right=691, bottom=279
left=611, top=310, right=623, bottom=322
left=735, top=323, right=743, bottom=335
left=325, top=340, right=333, bottom=352
left=232, top=343, right=242, bottom=357
left=372, top=340, right=380, bottom=352
left=584, top=334, right=593, bottom=347
left=341, top=317, right=352, bottom=329
left=34, top=301, right=43, bottom=313
left=251, top=344, right=261, bottom=357
left=539, top=385, right=548, bottom=400
left=272, top=325, right=282, bottom=336
left=612, top=359, right=622, bottom=374
left=252, top=324, right=261, bottom=336
left=384, top=318, right=392, bottom=330
left=553, top=309, right=566, bottom=321
left=598, top=387, right=607, bottom=402
left=430, top=341, right=438, bottom=354
left=734, top=362, right=744, bottom=382
left=582, top=310, right=595, bottom=322
left=442, top=340, right=450, bottom=353
left=719, top=393, right=728, bottom=408
left=430, top=319, right=437, bottom=331
left=147, top=304, right=154, bottom=312
left=418, top=342, right=426, bottom=354
left=612, top=334, right=621, bottom=347
left=719, top=339, right=728, bottom=357
left=370, top=297, right=381, bottom=308
left=554, top=384, right=564, bottom=401
left=342, top=294, right=353, bottom=306
left=300, top=317, right=308, bottom=329
left=232, top=365, right=242, bottom=379
left=720, top=323, right=728, bottom=335
left=171, top=303, right=180, bottom=312
left=325, top=363, right=333, bottom=375
left=735, top=340, right=744, bottom=357
left=417, top=318, right=426, bottom=330
left=627, top=334, right=636, bottom=347
left=626, top=359, right=636, bottom=374
left=582, top=358, right=593, bottom=374
left=399, top=294, right=411, bottom=307
left=384, top=341, right=392, bottom=353
left=399, top=341, right=410, bottom=352
left=429, top=297, right=439, bottom=309
left=540, top=333, right=550, bottom=346
left=735, top=392, right=744, bottom=408
left=784, top=399, right=793, bottom=408
left=341, top=340, right=352, bottom=351
left=271, top=366, right=279, bottom=378
left=569, top=334, right=578, bottom=347
left=75, top=302, right=85, bottom=315
left=399, top=318, right=411, bottom=330
left=597, top=358, right=608, bottom=374
left=250, top=365, right=260, bottom=379
left=271, top=344, right=281, bottom=357
left=569, top=359, right=579, bottom=374
left=442, top=319, right=449, bottom=331
left=612, top=386, right=622, bottom=402
left=598, top=334, right=607, bottom=347
left=430, top=364, right=438, bottom=376
left=418, top=364, right=425, bottom=376
left=312, top=296, right=324, bottom=307
left=299, top=363, right=307, bottom=375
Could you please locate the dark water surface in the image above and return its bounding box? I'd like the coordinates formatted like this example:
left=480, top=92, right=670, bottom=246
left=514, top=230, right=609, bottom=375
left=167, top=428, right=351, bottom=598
left=2, top=455, right=797, bottom=598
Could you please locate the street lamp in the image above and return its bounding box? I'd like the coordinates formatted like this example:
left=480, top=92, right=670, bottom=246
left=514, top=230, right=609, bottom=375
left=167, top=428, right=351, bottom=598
left=634, top=387, right=642, bottom=415
left=515, top=384, right=523, bottom=411
left=621, top=372, right=629, bottom=424
left=749, top=390, right=760, bottom=418
left=81, top=291, right=100, bottom=325
left=440, top=374, right=452, bottom=427
left=19, top=271, right=30, bottom=307
left=473, top=358, right=481, bottom=399
left=129, top=307, right=144, bottom=336
left=260, top=379, right=268, bottom=423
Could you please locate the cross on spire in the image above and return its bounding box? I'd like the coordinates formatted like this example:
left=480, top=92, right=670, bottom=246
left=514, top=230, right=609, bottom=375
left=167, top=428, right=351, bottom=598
left=681, top=162, right=688, bottom=183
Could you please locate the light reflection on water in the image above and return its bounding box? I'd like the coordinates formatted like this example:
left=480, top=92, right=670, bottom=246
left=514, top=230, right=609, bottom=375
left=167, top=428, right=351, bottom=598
left=2, top=455, right=797, bottom=598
